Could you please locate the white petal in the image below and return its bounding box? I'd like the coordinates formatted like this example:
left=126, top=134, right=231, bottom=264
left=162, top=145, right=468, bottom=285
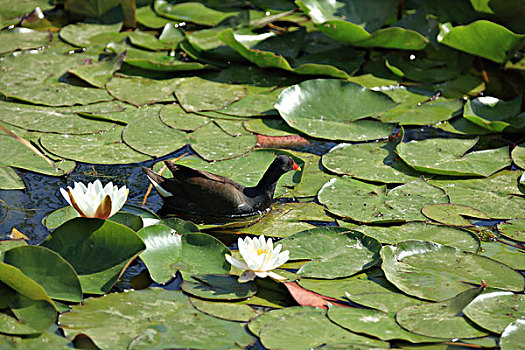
left=225, top=254, right=249, bottom=270
left=238, top=270, right=256, bottom=283
left=267, top=271, right=287, bottom=282
left=60, top=187, right=72, bottom=206
left=142, top=218, right=160, bottom=227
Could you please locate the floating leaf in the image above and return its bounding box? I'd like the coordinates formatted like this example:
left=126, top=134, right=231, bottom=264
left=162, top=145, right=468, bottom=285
left=437, top=20, right=525, bottom=63
left=160, top=104, right=211, bottom=131
left=292, top=152, right=336, bottom=197
left=190, top=298, right=257, bottom=322
left=154, top=1, right=239, bottom=26
left=376, top=87, right=462, bottom=125
left=230, top=202, right=331, bottom=238
left=280, top=227, right=381, bottom=279
left=0, top=0, right=54, bottom=17
left=189, top=121, right=256, bottom=161
left=322, top=139, right=420, bottom=184
left=59, top=22, right=126, bottom=49
left=501, top=319, right=525, bottom=350
left=217, top=86, right=283, bottom=117
left=479, top=241, right=525, bottom=270
left=136, top=224, right=182, bottom=284
left=106, top=76, right=180, bottom=106
left=40, top=126, right=151, bottom=165
left=1, top=245, right=82, bottom=302
left=0, top=263, right=56, bottom=335
left=397, top=138, right=511, bottom=177
left=40, top=218, right=146, bottom=294
left=351, top=222, right=480, bottom=252
left=181, top=274, right=257, bottom=300
left=396, top=287, right=489, bottom=338
left=173, top=77, right=247, bottom=113
left=257, top=306, right=388, bottom=349
left=381, top=240, right=524, bottom=301
left=68, top=53, right=124, bottom=88
left=59, top=288, right=254, bottom=349
left=275, top=79, right=397, bottom=141
left=430, top=170, right=525, bottom=219
left=498, top=219, right=525, bottom=242
left=0, top=167, right=24, bottom=190
left=463, top=96, right=523, bottom=132
left=136, top=4, right=173, bottom=28
left=0, top=28, right=50, bottom=54
left=319, top=177, right=448, bottom=223
left=0, top=134, right=75, bottom=176
left=0, top=52, right=113, bottom=106
left=243, top=118, right=296, bottom=137
left=463, top=291, right=525, bottom=334
left=297, top=0, right=428, bottom=50
left=122, top=112, right=187, bottom=157
left=422, top=203, right=490, bottom=226
left=512, top=143, right=525, bottom=169
left=328, top=306, right=440, bottom=342
left=129, top=25, right=184, bottom=51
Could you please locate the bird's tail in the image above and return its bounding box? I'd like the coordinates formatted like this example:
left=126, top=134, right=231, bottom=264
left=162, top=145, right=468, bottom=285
left=141, top=167, right=174, bottom=197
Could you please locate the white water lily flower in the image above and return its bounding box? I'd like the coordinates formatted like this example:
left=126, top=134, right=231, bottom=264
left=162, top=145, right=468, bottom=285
left=60, top=180, right=128, bottom=219
left=225, top=235, right=289, bottom=283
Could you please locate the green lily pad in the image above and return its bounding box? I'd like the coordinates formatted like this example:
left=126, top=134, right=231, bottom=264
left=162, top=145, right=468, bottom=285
left=397, top=138, right=511, bottom=177
left=292, top=152, right=336, bottom=197
left=1, top=245, right=82, bottom=302
left=160, top=149, right=301, bottom=197
left=217, top=29, right=358, bottom=79
left=376, top=87, right=462, bottom=125
left=136, top=4, right=173, bottom=28
left=0, top=134, right=76, bottom=176
left=59, top=288, right=254, bottom=349
left=0, top=263, right=56, bottom=335
left=463, top=291, right=525, bottom=334
left=0, top=28, right=50, bottom=54
left=501, top=319, right=525, bottom=350
left=434, top=116, right=497, bottom=136
left=512, top=143, right=525, bottom=169
left=40, top=126, right=152, bottom=164
left=498, top=219, right=525, bottom=242
left=160, top=104, right=211, bottom=131
left=154, top=1, right=239, bottom=26
left=328, top=306, right=440, bottom=343
left=422, top=203, right=490, bottom=226
left=40, top=218, right=146, bottom=294
left=381, top=240, right=524, bottom=301
left=230, top=202, right=332, bottom=238
left=181, top=274, right=257, bottom=300
left=248, top=306, right=316, bottom=336
left=479, top=241, right=525, bottom=270
left=190, top=298, right=257, bottom=322
left=0, top=52, right=113, bottom=106
left=0, top=100, right=116, bottom=134
left=463, top=96, right=523, bottom=132
left=319, top=177, right=448, bottom=223
left=173, top=77, right=247, bottom=113
left=396, top=287, right=489, bottom=339
left=129, top=25, right=184, bottom=51
left=189, top=121, right=256, bottom=161
left=258, top=306, right=388, bottom=349
left=243, top=118, right=297, bottom=137
left=0, top=167, right=24, bottom=190
left=136, top=224, right=182, bottom=284
left=280, top=227, right=381, bottom=279
left=68, top=53, right=124, bottom=88
left=437, top=20, right=525, bottom=64
left=275, top=79, right=397, bottom=141
left=0, top=0, right=54, bottom=17
left=350, top=222, right=480, bottom=252
left=0, top=324, right=71, bottom=349
left=297, top=0, right=428, bottom=50
left=322, top=140, right=420, bottom=184
left=430, top=170, right=525, bottom=220
left=59, top=22, right=127, bottom=49
left=122, top=112, right=188, bottom=157
left=106, top=76, right=180, bottom=106
left=217, top=86, right=283, bottom=117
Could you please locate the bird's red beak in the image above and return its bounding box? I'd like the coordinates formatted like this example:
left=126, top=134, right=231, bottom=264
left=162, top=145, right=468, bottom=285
left=292, top=160, right=301, bottom=171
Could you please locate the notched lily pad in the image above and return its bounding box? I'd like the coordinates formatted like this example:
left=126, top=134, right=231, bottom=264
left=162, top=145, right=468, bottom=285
left=422, top=203, right=490, bottom=226
left=463, top=96, right=523, bottom=132
left=497, top=219, right=525, bottom=242
left=181, top=274, right=257, bottom=301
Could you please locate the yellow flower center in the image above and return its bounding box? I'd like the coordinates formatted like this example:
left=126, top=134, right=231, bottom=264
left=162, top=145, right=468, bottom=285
left=257, top=248, right=268, bottom=256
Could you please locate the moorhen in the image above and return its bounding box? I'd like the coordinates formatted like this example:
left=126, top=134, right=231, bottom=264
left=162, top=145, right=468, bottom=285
left=141, top=155, right=301, bottom=219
